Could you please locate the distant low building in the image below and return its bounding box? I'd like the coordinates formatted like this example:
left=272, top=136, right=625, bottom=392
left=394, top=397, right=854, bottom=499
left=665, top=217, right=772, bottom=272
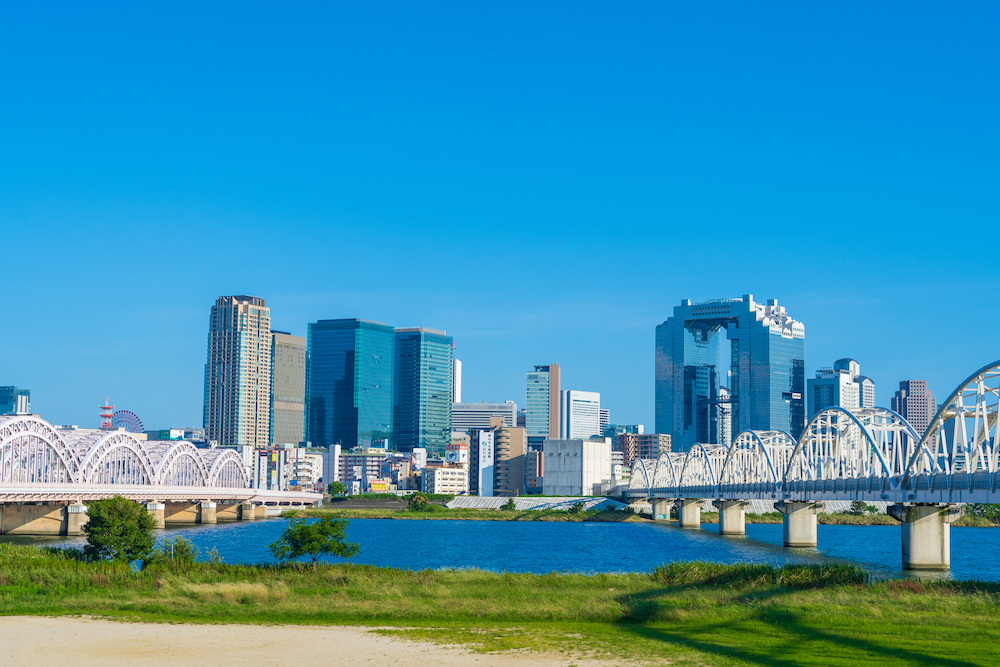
left=617, top=433, right=671, bottom=467
left=422, top=466, right=469, bottom=495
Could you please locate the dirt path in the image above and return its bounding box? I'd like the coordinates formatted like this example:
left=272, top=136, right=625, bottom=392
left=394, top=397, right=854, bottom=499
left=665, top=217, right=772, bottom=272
left=0, top=616, right=612, bottom=667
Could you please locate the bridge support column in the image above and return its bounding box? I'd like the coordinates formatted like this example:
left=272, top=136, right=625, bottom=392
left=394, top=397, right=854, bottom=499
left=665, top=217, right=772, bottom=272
left=888, top=504, right=962, bottom=571
left=713, top=500, right=748, bottom=536
left=239, top=503, right=256, bottom=521
left=146, top=502, right=165, bottom=529
left=776, top=501, right=823, bottom=547
left=650, top=499, right=672, bottom=521
left=678, top=499, right=701, bottom=528
left=64, top=502, right=88, bottom=536
left=198, top=502, right=217, bottom=525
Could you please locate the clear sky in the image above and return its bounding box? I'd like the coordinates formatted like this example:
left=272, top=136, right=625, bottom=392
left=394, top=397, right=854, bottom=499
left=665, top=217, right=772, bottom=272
left=1, top=2, right=997, bottom=431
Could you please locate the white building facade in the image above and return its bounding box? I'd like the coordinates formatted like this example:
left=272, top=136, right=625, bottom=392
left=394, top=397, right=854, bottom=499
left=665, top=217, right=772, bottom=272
left=451, top=402, right=517, bottom=431
left=541, top=437, right=612, bottom=496
left=807, top=358, right=875, bottom=420
left=559, top=390, right=601, bottom=440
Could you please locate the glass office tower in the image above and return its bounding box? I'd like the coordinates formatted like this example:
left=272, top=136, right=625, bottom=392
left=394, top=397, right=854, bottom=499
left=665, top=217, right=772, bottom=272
left=393, top=327, right=454, bottom=454
left=526, top=364, right=560, bottom=450
left=655, top=295, right=805, bottom=452
left=305, top=319, right=395, bottom=449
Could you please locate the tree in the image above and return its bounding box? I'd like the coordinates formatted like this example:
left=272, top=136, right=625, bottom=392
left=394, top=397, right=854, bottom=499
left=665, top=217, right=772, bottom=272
left=83, top=496, right=157, bottom=563
left=327, top=480, right=345, bottom=496
left=407, top=492, right=429, bottom=512
left=499, top=498, right=516, bottom=511
left=568, top=502, right=585, bottom=515
left=269, top=516, right=360, bottom=567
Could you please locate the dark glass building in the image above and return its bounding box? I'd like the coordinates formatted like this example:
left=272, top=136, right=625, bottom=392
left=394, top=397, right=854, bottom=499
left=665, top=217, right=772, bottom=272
left=655, top=295, right=805, bottom=452
left=393, top=327, right=454, bottom=454
left=305, top=319, right=395, bottom=449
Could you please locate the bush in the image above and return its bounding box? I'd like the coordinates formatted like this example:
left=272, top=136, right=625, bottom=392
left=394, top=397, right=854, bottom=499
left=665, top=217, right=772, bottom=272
left=82, top=496, right=157, bottom=564
left=269, top=516, right=360, bottom=567
left=651, top=561, right=870, bottom=588
left=327, top=481, right=345, bottom=496
left=499, top=498, right=516, bottom=512
left=407, top=492, right=429, bottom=512
left=144, top=536, right=199, bottom=572
left=568, top=502, right=585, bottom=515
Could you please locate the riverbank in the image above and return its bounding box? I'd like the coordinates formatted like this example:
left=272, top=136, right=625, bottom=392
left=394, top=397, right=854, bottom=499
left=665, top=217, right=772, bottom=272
left=2, top=543, right=1000, bottom=666
left=292, top=507, right=1000, bottom=527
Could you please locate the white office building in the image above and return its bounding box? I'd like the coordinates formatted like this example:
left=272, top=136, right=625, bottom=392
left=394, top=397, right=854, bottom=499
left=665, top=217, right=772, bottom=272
left=453, top=359, right=462, bottom=403
left=541, top=437, right=612, bottom=496
left=451, top=402, right=517, bottom=431
left=807, top=358, right=875, bottom=420
left=560, top=390, right=601, bottom=440
left=422, top=466, right=469, bottom=495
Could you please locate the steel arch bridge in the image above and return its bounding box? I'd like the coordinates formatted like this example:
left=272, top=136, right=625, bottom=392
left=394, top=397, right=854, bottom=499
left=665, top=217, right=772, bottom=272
left=0, top=414, right=318, bottom=504
left=629, top=359, right=1000, bottom=505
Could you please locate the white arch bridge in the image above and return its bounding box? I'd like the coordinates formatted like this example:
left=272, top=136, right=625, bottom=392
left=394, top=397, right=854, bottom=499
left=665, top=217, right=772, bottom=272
left=628, top=359, right=1000, bottom=571
left=0, top=415, right=320, bottom=536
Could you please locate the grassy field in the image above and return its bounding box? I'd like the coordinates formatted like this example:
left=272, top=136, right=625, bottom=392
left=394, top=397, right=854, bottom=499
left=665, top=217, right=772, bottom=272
left=2, top=542, right=1000, bottom=666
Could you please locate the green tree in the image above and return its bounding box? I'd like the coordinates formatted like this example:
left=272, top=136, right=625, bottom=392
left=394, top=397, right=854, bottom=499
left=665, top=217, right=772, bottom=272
left=407, top=492, right=429, bottom=512
left=327, top=480, right=345, bottom=496
left=568, top=502, right=585, bottom=515
left=499, top=498, right=516, bottom=511
left=82, top=496, right=157, bottom=563
left=269, top=516, right=360, bottom=567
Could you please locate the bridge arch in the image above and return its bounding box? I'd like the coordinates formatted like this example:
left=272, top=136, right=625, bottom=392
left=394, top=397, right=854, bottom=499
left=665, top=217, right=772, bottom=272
left=77, top=431, right=157, bottom=485
left=204, top=449, right=251, bottom=488
left=151, top=441, right=210, bottom=486
left=906, top=359, right=1000, bottom=488
left=678, top=443, right=726, bottom=497
left=627, top=457, right=653, bottom=497
left=784, top=406, right=910, bottom=495
left=651, top=452, right=683, bottom=496
left=718, top=430, right=795, bottom=497
left=0, top=415, right=80, bottom=483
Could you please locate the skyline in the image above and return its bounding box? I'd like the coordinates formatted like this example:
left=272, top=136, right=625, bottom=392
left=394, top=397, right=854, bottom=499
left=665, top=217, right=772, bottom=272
left=2, top=3, right=998, bottom=429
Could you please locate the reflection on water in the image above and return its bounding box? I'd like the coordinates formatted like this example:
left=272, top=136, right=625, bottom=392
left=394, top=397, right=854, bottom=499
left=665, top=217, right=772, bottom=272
left=3, top=519, right=998, bottom=581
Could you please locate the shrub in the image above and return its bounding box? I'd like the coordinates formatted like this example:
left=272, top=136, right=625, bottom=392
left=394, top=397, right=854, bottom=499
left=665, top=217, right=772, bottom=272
left=407, top=492, right=429, bottom=512
left=500, top=498, right=516, bottom=512
left=568, top=502, right=585, bottom=515
left=145, top=536, right=199, bottom=572
left=327, top=481, right=346, bottom=496
left=83, top=496, right=157, bottom=564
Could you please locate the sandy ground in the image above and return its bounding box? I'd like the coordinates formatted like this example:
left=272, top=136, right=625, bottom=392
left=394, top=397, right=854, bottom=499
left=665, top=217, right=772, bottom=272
left=0, top=616, right=614, bottom=667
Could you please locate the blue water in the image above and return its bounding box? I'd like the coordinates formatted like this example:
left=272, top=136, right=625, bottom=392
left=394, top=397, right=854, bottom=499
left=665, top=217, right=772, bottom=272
left=6, top=520, right=1000, bottom=581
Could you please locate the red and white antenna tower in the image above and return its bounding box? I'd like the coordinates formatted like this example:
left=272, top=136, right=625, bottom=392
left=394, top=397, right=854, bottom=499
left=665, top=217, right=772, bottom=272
left=100, top=397, right=114, bottom=430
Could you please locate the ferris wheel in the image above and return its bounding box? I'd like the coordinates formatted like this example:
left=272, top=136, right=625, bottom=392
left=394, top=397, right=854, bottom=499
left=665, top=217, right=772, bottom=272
left=111, top=410, right=145, bottom=434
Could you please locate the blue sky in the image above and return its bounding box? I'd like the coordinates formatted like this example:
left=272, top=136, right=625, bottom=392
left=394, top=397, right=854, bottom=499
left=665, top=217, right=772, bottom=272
left=1, top=2, right=997, bottom=430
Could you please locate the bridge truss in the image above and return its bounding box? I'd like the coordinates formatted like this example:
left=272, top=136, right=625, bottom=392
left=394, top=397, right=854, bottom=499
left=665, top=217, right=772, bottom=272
left=630, top=360, right=1000, bottom=505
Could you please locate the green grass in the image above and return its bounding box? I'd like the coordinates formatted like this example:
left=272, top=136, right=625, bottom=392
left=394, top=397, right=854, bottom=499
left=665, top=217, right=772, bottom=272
left=2, top=542, right=1000, bottom=666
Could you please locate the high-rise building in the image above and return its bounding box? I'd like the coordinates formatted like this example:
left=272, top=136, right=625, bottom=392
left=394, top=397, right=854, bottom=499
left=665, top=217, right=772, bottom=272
left=0, top=386, right=30, bottom=415
left=560, top=390, right=601, bottom=439
left=717, top=386, right=732, bottom=445
left=599, top=408, right=609, bottom=435
left=470, top=416, right=526, bottom=496
left=655, top=295, right=805, bottom=451
left=393, top=327, right=454, bottom=454
left=453, top=359, right=462, bottom=403
left=603, top=423, right=644, bottom=438
left=451, top=402, right=517, bottom=431
left=892, top=380, right=937, bottom=436
left=305, top=319, right=394, bottom=449
left=526, top=364, right=560, bottom=449
left=203, top=295, right=272, bottom=448
left=270, top=331, right=306, bottom=446
left=807, top=358, right=875, bottom=420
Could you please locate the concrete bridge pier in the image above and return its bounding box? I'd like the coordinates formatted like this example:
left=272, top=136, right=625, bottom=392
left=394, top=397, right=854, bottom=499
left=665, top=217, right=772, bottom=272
left=888, top=504, right=962, bottom=571
left=239, top=503, right=256, bottom=520
left=678, top=499, right=701, bottom=528
left=146, top=502, right=166, bottom=529
left=650, top=498, right=672, bottom=521
left=65, top=502, right=88, bottom=535
left=198, top=502, right=217, bottom=525
left=713, top=499, right=748, bottom=535
left=776, top=500, right=824, bottom=547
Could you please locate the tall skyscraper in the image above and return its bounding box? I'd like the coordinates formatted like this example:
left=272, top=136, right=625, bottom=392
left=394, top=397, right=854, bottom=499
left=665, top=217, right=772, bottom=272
left=655, top=295, right=805, bottom=452
left=599, top=408, right=610, bottom=435
left=0, top=386, right=30, bottom=415
left=526, top=364, right=560, bottom=449
left=452, top=359, right=462, bottom=403
left=305, top=319, right=394, bottom=449
left=270, top=331, right=306, bottom=446
left=806, top=358, right=875, bottom=420
left=451, top=401, right=517, bottom=431
left=560, top=390, right=601, bottom=439
left=892, top=380, right=937, bottom=436
left=393, top=327, right=454, bottom=454
left=717, top=386, right=732, bottom=445
left=203, top=295, right=272, bottom=448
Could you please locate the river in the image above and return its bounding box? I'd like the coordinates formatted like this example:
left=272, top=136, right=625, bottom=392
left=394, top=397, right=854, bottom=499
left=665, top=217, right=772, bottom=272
left=3, top=519, right=998, bottom=580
